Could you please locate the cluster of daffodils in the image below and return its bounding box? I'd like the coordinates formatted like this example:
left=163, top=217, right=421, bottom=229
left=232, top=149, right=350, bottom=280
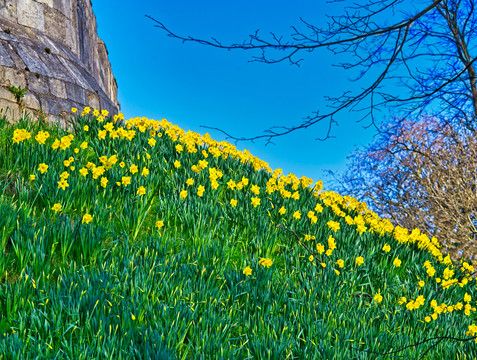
left=12, top=128, right=32, bottom=144
left=398, top=295, right=426, bottom=311
left=11, top=106, right=477, bottom=342
left=399, top=293, right=477, bottom=326
left=243, top=257, right=274, bottom=276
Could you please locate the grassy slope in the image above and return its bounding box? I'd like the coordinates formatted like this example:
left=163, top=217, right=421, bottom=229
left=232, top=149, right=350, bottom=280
left=0, top=110, right=476, bottom=359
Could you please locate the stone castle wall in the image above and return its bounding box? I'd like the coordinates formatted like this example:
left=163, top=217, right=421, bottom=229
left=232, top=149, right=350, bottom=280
left=0, top=0, right=119, bottom=127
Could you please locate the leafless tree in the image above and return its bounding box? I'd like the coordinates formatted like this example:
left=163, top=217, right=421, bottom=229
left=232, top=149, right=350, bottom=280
left=147, top=0, right=477, bottom=143
left=336, top=115, right=477, bottom=264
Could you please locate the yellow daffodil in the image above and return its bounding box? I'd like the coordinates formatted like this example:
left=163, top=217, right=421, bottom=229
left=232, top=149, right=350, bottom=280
left=426, top=266, right=436, bottom=277
left=327, top=221, right=340, bottom=232
left=121, top=176, right=131, bottom=187
left=258, top=258, right=273, bottom=268
left=227, top=179, right=236, bottom=190
left=315, top=203, right=323, bottom=213
left=82, top=214, right=93, bottom=224
left=250, top=184, right=260, bottom=195
left=130, top=164, right=138, bottom=174
left=374, top=290, right=383, bottom=303
left=316, top=243, right=325, bottom=255
left=57, top=179, right=69, bottom=191
left=38, top=163, right=49, bottom=174
left=34, top=131, right=49, bottom=144
left=51, top=139, right=60, bottom=149
left=180, top=190, right=188, bottom=200
left=197, top=185, right=205, bottom=197
left=465, top=293, right=472, bottom=303
left=103, top=122, right=114, bottom=132
left=98, top=130, right=107, bottom=139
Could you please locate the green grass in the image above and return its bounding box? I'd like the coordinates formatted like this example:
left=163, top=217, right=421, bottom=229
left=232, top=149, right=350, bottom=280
left=0, top=108, right=477, bottom=359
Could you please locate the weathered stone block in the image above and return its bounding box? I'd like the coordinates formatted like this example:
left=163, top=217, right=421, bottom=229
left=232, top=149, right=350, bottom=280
left=77, top=64, right=101, bottom=93
left=60, top=99, right=78, bottom=118
left=57, top=57, right=91, bottom=90
left=17, top=0, right=45, bottom=31
left=27, top=73, right=49, bottom=94
left=100, top=95, right=117, bottom=114
left=23, top=92, right=39, bottom=110
left=44, top=6, right=66, bottom=42
left=43, top=96, right=60, bottom=115
left=16, top=42, right=51, bottom=76
left=35, top=32, right=60, bottom=55
left=37, top=0, right=54, bottom=7
left=0, top=86, right=15, bottom=101
left=86, top=90, right=100, bottom=110
left=64, top=18, right=76, bottom=53
left=53, top=0, right=72, bottom=19
left=50, top=78, right=66, bottom=98
left=0, top=0, right=17, bottom=26
left=3, top=41, right=26, bottom=68
left=1, top=67, right=26, bottom=88
left=0, top=42, right=14, bottom=67
left=65, top=81, right=86, bottom=104
left=38, top=51, right=73, bottom=82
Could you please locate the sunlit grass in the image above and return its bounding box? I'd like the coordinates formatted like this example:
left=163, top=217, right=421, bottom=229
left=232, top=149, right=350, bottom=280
left=0, top=108, right=477, bottom=359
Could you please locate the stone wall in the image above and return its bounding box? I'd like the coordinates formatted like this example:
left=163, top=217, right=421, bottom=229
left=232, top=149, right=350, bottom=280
left=0, top=0, right=119, bottom=127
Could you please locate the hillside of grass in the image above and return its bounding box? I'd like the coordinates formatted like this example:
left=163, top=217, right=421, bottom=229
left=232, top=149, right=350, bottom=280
left=0, top=107, right=477, bottom=359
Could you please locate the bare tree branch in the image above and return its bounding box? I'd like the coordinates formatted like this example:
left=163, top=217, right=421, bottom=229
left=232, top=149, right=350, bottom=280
left=147, top=0, right=477, bottom=143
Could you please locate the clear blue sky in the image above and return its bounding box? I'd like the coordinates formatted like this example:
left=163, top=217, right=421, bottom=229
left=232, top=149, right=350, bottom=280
left=91, top=0, right=394, bottom=190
